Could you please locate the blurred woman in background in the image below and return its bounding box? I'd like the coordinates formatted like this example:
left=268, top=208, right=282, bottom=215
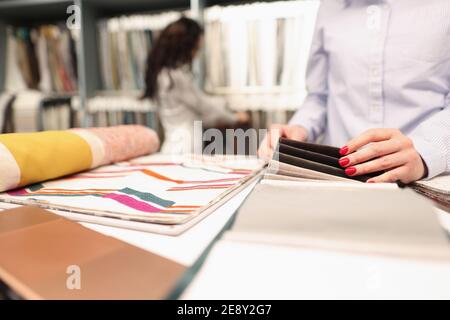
left=143, top=17, right=248, bottom=154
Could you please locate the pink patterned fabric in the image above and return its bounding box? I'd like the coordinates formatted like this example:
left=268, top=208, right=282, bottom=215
left=85, top=125, right=160, bottom=165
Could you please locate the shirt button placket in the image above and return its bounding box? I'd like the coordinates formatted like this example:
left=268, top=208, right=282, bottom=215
left=366, top=3, right=389, bottom=125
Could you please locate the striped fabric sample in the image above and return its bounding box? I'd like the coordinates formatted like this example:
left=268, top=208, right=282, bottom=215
left=0, top=154, right=263, bottom=226
left=0, top=125, right=159, bottom=192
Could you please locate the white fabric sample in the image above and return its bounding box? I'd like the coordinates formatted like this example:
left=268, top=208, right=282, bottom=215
left=12, top=90, right=44, bottom=132
left=5, top=29, right=27, bottom=92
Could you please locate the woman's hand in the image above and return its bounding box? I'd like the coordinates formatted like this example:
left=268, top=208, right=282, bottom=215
left=338, top=128, right=426, bottom=184
left=258, top=124, right=308, bottom=159
left=235, top=111, right=250, bottom=124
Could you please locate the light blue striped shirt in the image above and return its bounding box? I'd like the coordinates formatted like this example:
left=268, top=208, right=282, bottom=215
left=289, top=0, right=450, bottom=178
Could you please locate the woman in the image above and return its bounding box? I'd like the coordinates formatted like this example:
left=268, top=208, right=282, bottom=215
left=259, top=0, right=450, bottom=184
left=143, top=17, right=248, bottom=154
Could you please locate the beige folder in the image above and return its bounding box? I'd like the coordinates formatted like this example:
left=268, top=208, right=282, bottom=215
left=230, top=181, right=450, bottom=261
left=0, top=206, right=186, bottom=299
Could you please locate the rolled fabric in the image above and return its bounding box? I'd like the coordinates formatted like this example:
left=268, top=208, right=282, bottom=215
left=71, top=125, right=160, bottom=167
left=0, top=125, right=159, bottom=192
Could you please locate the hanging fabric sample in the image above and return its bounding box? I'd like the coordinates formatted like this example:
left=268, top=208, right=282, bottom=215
left=0, top=125, right=160, bottom=192
left=203, top=0, right=320, bottom=111
left=0, top=93, right=16, bottom=133
left=39, top=96, right=73, bottom=131
left=70, top=94, right=159, bottom=129
left=97, top=11, right=188, bottom=92
left=5, top=29, right=28, bottom=92
left=0, top=154, right=264, bottom=235
left=2, top=91, right=76, bottom=133
left=11, top=90, right=45, bottom=132
left=5, top=25, right=78, bottom=94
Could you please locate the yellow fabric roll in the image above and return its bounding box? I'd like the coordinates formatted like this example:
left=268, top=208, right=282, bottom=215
left=0, top=125, right=160, bottom=192
left=0, top=131, right=93, bottom=188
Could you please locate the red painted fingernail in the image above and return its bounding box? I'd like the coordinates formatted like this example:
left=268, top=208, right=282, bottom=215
left=338, top=157, right=350, bottom=167
left=339, top=146, right=349, bottom=156
left=367, top=180, right=375, bottom=184
left=345, top=167, right=357, bottom=176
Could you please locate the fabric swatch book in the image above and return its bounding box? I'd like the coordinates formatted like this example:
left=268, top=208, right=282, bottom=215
left=0, top=154, right=263, bottom=236
left=411, top=174, right=450, bottom=210
left=267, top=138, right=450, bottom=209
left=267, top=138, right=383, bottom=183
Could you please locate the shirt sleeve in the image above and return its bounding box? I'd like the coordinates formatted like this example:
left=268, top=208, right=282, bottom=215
left=409, top=97, right=450, bottom=179
left=288, top=3, right=329, bottom=142
left=175, top=71, right=237, bottom=127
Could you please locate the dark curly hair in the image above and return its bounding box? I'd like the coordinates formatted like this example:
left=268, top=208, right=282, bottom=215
left=143, top=17, right=204, bottom=99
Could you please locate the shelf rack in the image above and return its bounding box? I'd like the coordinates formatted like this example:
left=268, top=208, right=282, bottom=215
left=0, top=0, right=260, bottom=124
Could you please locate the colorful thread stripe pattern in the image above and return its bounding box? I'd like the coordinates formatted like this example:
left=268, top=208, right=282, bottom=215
left=7, top=186, right=188, bottom=214
left=168, top=184, right=235, bottom=191
left=65, top=168, right=243, bottom=184
left=102, top=193, right=162, bottom=213
left=141, top=168, right=241, bottom=185
left=2, top=156, right=262, bottom=221
left=119, top=187, right=175, bottom=207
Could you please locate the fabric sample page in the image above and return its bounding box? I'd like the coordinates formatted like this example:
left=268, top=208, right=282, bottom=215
left=0, top=154, right=263, bottom=227
left=229, top=181, right=450, bottom=260
left=411, top=174, right=450, bottom=209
